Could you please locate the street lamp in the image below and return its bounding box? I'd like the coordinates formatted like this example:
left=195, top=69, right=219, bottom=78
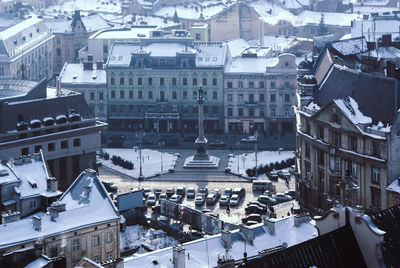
left=135, top=130, right=146, bottom=181
left=254, top=130, right=259, bottom=178
left=235, top=141, right=241, bottom=174
left=158, top=141, right=165, bottom=172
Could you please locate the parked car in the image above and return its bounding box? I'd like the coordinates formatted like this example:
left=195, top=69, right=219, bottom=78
left=241, top=136, right=257, bottom=143
left=284, top=190, right=296, bottom=198
left=213, top=189, right=221, bottom=199
left=247, top=201, right=267, bottom=209
left=147, top=194, right=157, bottom=206
left=102, top=181, right=118, bottom=193
left=187, top=187, right=196, bottom=198
left=219, top=195, right=230, bottom=206
left=166, top=188, right=175, bottom=198
left=209, top=140, right=225, bottom=147
left=143, top=188, right=151, bottom=198
left=176, top=187, right=186, bottom=197
left=242, top=214, right=262, bottom=224
left=252, top=179, right=272, bottom=191
left=233, top=187, right=245, bottom=199
left=159, top=193, right=167, bottom=203
left=170, top=194, right=183, bottom=203
left=195, top=194, right=206, bottom=205
left=278, top=170, right=291, bottom=179
left=198, top=188, right=209, bottom=196
left=229, top=194, right=240, bottom=206
left=154, top=188, right=162, bottom=197
left=267, top=170, right=279, bottom=181
left=257, top=195, right=278, bottom=205
left=206, top=193, right=218, bottom=205
left=152, top=205, right=160, bottom=213
left=245, top=205, right=266, bottom=215
left=273, top=193, right=293, bottom=203
left=223, top=188, right=233, bottom=197
left=245, top=220, right=259, bottom=226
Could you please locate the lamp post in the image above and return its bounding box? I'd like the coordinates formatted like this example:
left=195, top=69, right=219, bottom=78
left=158, top=141, right=165, bottom=172
left=254, top=130, right=259, bottom=178
left=135, top=130, right=146, bottom=181
left=235, top=141, right=240, bottom=174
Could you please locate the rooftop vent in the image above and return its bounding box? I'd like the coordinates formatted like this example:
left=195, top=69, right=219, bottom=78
left=30, top=119, right=42, bottom=129
left=0, top=168, right=9, bottom=176
left=43, top=117, right=54, bottom=126
left=16, top=121, right=28, bottom=131
left=56, top=115, right=67, bottom=124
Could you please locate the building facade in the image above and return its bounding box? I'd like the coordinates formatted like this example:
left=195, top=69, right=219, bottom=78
left=224, top=53, right=297, bottom=134
left=106, top=39, right=227, bottom=134
left=0, top=79, right=106, bottom=191
left=0, top=17, right=53, bottom=81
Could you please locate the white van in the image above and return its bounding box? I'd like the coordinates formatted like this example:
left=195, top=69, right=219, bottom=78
left=252, top=179, right=272, bottom=191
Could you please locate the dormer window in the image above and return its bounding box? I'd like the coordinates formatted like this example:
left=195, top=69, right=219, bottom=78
left=330, top=113, right=340, bottom=125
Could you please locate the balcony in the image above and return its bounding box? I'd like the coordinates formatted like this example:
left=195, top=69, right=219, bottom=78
left=245, top=101, right=258, bottom=107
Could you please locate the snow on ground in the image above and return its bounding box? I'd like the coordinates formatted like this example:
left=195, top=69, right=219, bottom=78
left=121, top=225, right=179, bottom=254
left=99, top=148, right=178, bottom=178
left=227, top=150, right=295, bottom=177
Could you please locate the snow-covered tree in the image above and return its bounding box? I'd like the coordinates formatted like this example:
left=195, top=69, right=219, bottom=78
left=318, top=14, right=328, bottom=36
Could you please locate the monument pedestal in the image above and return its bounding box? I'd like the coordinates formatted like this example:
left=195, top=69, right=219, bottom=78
left=183, top=139, right=220, bottom=168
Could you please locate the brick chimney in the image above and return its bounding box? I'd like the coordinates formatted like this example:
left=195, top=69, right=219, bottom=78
left=381, top=34, right=392, bottom=47
left=221, top=229, right=232, bottom=249
left=239, top=224, right=254, bottom=245
left=173, top=245, right=185, bottom=268
left=2, top=210, right=20, bottom=224
left=264, top=218, right=276, bottom=235
left=46, top=177, right=57, bottom=192
left=32, top=216, right=41, bottom=231
left=96, top=61, right=103, bottom=70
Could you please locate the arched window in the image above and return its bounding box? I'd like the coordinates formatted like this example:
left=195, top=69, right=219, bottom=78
left=330, top=113, right=340, bottom=125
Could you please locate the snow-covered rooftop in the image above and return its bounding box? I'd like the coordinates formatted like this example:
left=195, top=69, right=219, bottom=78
left=92, top=26, right=158, bottom=40
left=154, top=2, right=230, bottom=20
left=387, top=178, right=400, bottom=194
left=352, top=18, right=400, bottom=40
left=226, top=38, right=251, bottom=57
left=0, top=169, right=119, bottom=249
left=124, top=216, right=317, bottom=267
left=334, top=97, right=372, bottom=125
left=59, top=63, right=106, bottom=85
left=44, top=13, right=111, bottom=33
left=45, top=0, right=121, bottom=16
left=225, top=57, right=279, bottom=74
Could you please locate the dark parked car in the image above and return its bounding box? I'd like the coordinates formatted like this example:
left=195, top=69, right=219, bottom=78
left=206, top=193, right=218, bottom=205
left=241, top=214, right=262, bottom=224
left=198, top=188, right=209, bottom=196
left=166, top=188, right=175, bottom=198
left=147, top=194, right=157, bottom=206
left=176, top=187, right=186, bottom=197
left=223, top=188, right=233, bottom=197
left=195, top=194, right=206, bottom=205
left=247, top=201, right=267, bottom=209
left=219, top=195, right=230, bottom=206
left=257, top=195, right=278, bottom=205
left=278, top=170, right=291, bottom=179
left=152, top=205, right=161, bottom=213
left=187, top=187, right=196, bottom=198
left=142, top=188, right=151, bottom=198
left=233, top=187, right=245, bottom=199
left=273, top=193, right=293, bottom=203
left=102, top=181, right=118, bottom=192
left=285, top=190, right=296, bottom=198
left=245, top=205, right=267, bottom=215
left=154, top=188, right=162, bottom=197
left=267, top=171, right=279, bottom=181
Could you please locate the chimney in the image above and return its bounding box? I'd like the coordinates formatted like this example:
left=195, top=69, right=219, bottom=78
left=239, top=224, right=254, bottom=245
left=56, top=76, right=61, bottom=97
left=264, top=218, right=276, bottom=235
left=46, top=177, right=57, bottom=192
left=173, top=245, right=185, bottom=268
left=87, top=54, right=93, bottom=62
left=49, top=207, right=58, bottom=222
left=32, top=216, right=41, bottom=231
left=294, top=213, right=311, bottom=227
left=22, top=155, right=31, bottom=163
left=96, top=61, right=103, bottom=70
left=221, top=229, right=232, bottom=249
left=2, top=210, right=21, bottom=224
left=83, top=61, right=93, bottom=70
left=14, top=157, right=23, bottom=166
left=49, top=201, right=66, bottom=212
left=381, top=34, right=392, bottom=47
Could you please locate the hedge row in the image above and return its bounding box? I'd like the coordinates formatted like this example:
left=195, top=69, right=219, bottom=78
left=246, top=157, right=296, bottom=177
left=109, top=154, right=134, bottom=170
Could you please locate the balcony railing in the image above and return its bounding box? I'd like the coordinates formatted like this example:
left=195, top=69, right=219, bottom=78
left=245, top=101, right=258, bottom=106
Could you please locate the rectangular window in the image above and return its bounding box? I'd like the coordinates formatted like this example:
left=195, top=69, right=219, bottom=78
left=305, top=143, right=310, bottom=158
left=120, top=90, right=124, bottom=99
left=73, top=138, right=80, bottom=147
left=249, top=108, right=254, bottom=117
left=193, top=78, right=197, bottom=86
left=183, top=91, right=188, bottom=99
left=61, top=140, right=68, bottom=149
left=285, top=107, right=290, bottom=117
left=212, top=78, right=217, bottom=86
left=372, top=167, right=380, bottom=184
left=213, top=91, right=217, bottom=100
left=173, top=105, right=178, bottom=112
left=94, top=256, right=100, bottom=263
left=183, top=78, right=187, bottom=86
left=259, top=81, right=265, bottom=88
left=213, top=106, right=218, bottom=114
left=110, top=105, right=116, bottom=112
left=111, top=90, right=115, bottom=99
left=238, top=94, right=243, bottom=104
left=99, top=92, right=104, bottom=100
left=120, top=77, right=124, bottom=85
left=72, top=239, right=80, bottom=251
left=249, top=94, right=254, bottom=103
left=372, top=141, right=380, bottom=157
left=138, top=78, right=142, bottom=85
left=172, top=91, right=177, bottom=99
left=30, top=200, right=36, bottom=208
left=106, top=232, right=113, bottom=243
left=147, top=77, right=153, bottom=85
left=318, top=125, right=324, bottom=140
left=350, top=136, right=357, bottom=151
left=160, top=77, right=164, bottom=86
left=284, top=94, right=290, bottom=103
left=270, top=108, right=276, bottom=116
left=21, top=147, right=29, bottom=156
left=192, top=106, right=197, bottom=113
left=317, top=149, right=324, bottom=166
left=129, top=105, right=134, bottom=112
left=138, top=91, right=143, bottom=99
left=228, top=108, right=233, bottom=116
left=260, top=107, right=265, bottom=117
left=227, top=81, right=232, bottom=88
left=192, top=91, right=197, bottom=99
left=248, top=81, right=254, bottom=88
left=106, top=252, right=113, bottom=262
left=90, top=92, right=95, bottom=100
left=227, top=94, right=233, bottom=102
left=270, top=94, right=276, bottom=102
left=48, top=143, right=55, bottom=152
left=332, top=131, right=341, bottom=147
left=172, top=77, right=177, bottom=86
left=148, top=91, right=153, bottom=99
left=270, top=81, right=276, bottom=89
left=110, top=77, right=115, bottom=85
left=129, top=90, right=133, bottom=99
left=129, top=77, right=133, bottom=85
left=238, top=81, right=243, bottom=88
left=371, top=187, right=381, bottom=208
left=238, top=108, right=243, bottom=116
left=259, top=94, right=265, bottom=102
left=202, top=78, right=207, bottom=86
left=352, top=162, right=358, bottom=176
left=34, top=145, right=42, bottom=153
left=93, top=235, right=100, bottom=247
